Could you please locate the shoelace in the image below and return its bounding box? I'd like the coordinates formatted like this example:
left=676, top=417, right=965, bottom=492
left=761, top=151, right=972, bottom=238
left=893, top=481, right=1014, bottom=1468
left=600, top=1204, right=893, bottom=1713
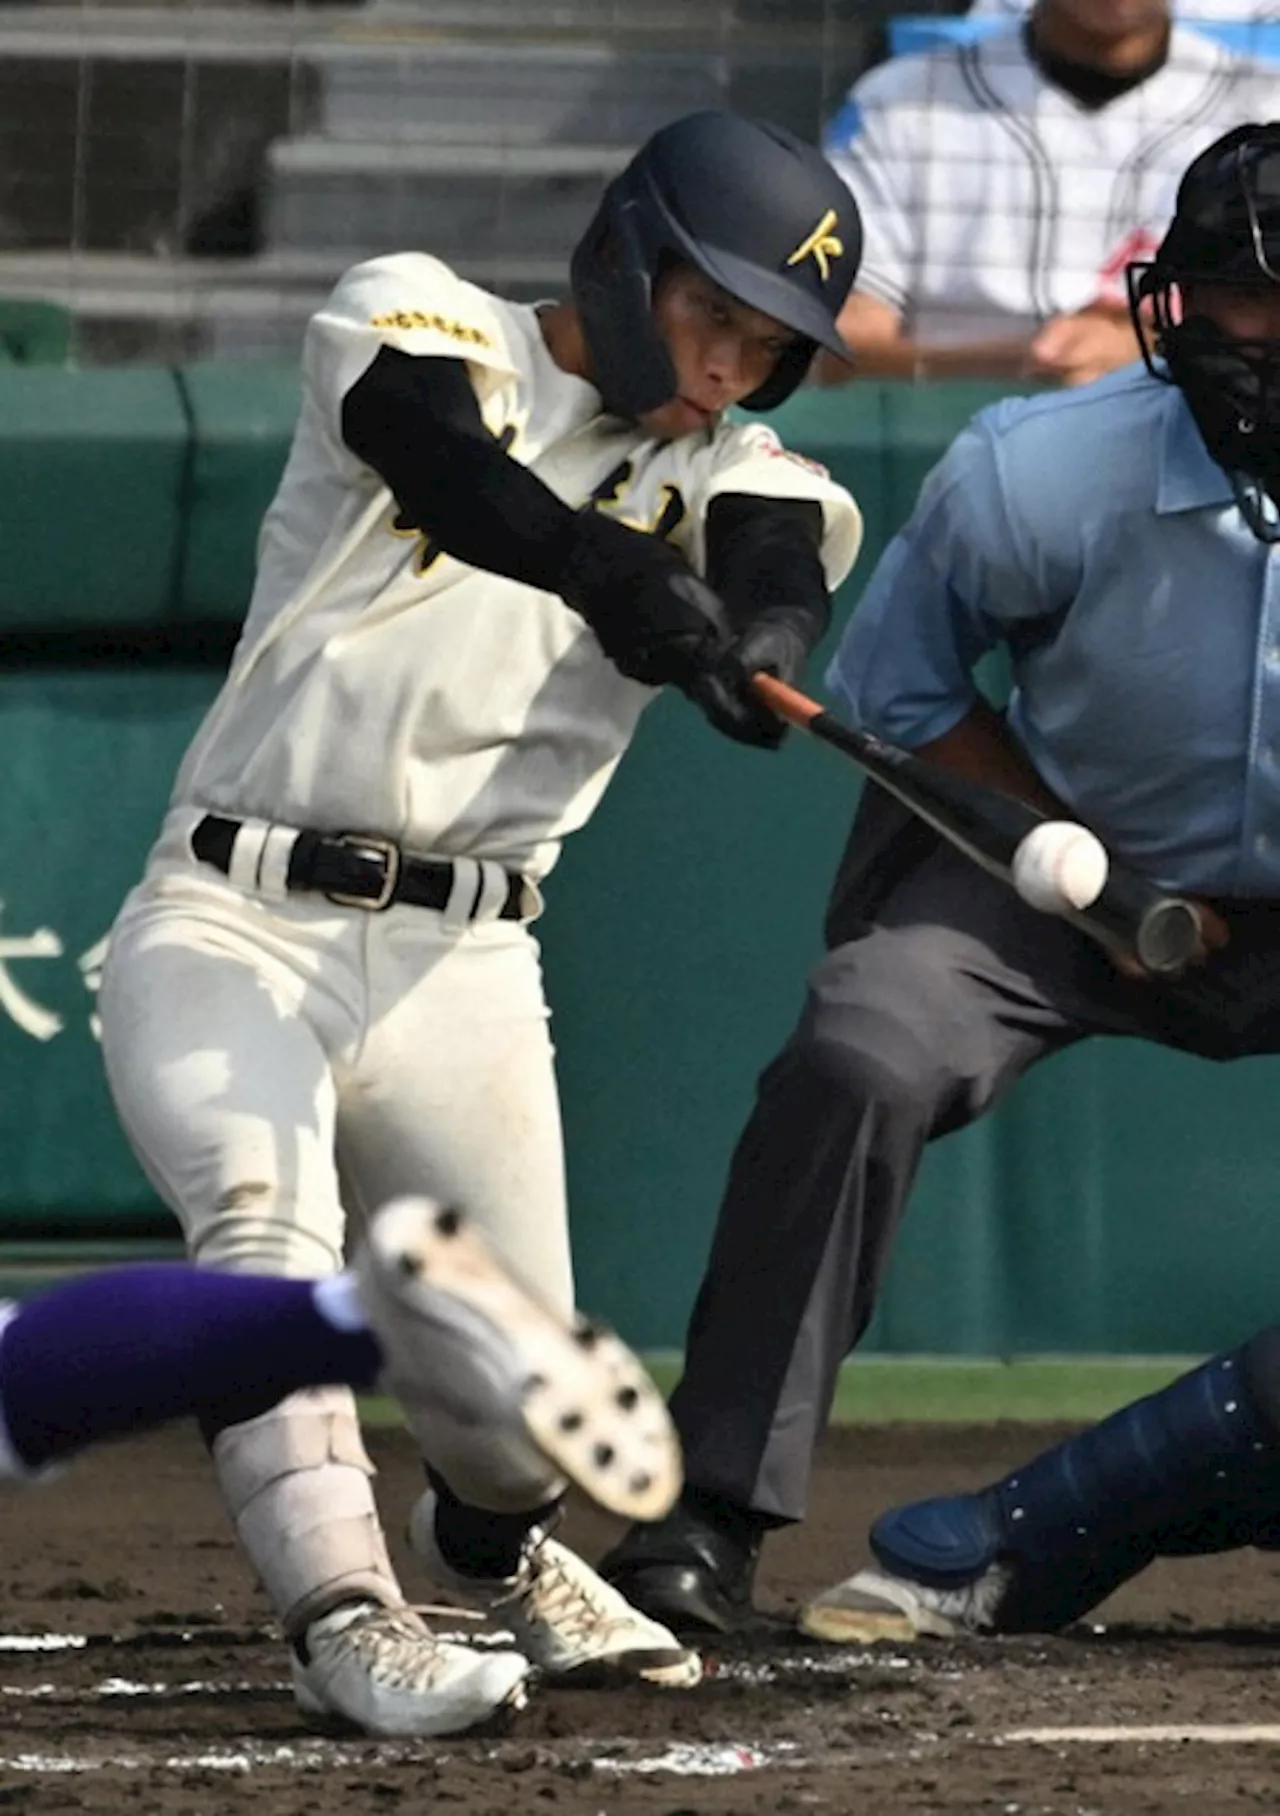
left=321, top=1606, right=472, bottom=1691
left=494, top=1539, right=626, bottom=1649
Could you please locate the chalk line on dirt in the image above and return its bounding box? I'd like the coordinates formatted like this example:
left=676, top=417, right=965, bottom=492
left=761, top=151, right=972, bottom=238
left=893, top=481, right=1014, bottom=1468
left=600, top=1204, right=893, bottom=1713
left=1004, top=1725, right=1280, bottom=1745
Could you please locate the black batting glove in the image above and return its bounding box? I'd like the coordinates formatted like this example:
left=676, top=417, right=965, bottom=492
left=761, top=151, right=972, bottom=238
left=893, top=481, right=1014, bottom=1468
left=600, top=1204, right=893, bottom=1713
left=558, top=511, right=730, bottom=693
left=689, top=616, right=810, bottom=750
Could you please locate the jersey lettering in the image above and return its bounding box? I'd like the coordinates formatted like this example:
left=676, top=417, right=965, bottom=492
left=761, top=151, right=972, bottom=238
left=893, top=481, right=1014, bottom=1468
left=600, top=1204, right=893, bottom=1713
left=587, top=462, right=687, bottom=547
left=370, top=310, right=493, bottom=348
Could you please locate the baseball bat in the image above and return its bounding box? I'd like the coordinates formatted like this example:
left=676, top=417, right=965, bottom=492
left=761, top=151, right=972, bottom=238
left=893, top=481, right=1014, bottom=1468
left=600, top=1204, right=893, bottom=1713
left=751, top=672, right=1208, bottom=975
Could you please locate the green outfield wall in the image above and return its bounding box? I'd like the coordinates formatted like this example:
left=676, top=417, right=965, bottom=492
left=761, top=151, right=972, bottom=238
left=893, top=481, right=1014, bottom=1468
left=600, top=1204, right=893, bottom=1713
left=0, top=362, right=1271, bottom=1359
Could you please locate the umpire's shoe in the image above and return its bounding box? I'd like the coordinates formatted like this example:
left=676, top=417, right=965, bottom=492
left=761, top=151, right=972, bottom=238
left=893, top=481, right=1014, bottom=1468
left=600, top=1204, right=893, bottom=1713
left=354, top=1195, right=681, bottom=1524
left=410, top=1490, right=703, bottom=1688
left=597, top=1496, right=764, bottom=1637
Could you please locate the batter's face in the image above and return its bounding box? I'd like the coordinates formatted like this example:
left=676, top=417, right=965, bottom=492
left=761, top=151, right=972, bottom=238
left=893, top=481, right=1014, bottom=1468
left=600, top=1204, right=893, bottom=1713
left=640, top=265, right=799, bottom=440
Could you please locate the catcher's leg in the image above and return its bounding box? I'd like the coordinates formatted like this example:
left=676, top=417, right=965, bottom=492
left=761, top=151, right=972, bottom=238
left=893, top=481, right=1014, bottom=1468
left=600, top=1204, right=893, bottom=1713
left=802, top=1332, right=1280, bottom=1643
left=98, top=890, right=531, bottom=1735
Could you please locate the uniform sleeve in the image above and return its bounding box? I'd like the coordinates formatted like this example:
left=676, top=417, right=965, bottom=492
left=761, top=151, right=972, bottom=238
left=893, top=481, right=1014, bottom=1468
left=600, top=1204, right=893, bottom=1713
left=824, top=411, right=1045, bottom=746
left=822, top=69, right=920, bottom=316
left=302, top=253, right=517, bottom=462
left=695, top=420, right=864, bottom=594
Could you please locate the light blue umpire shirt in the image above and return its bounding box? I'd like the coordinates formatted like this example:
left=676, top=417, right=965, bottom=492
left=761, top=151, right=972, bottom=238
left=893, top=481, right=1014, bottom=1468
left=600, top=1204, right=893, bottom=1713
left=825, top=361, right=1280, bottom=897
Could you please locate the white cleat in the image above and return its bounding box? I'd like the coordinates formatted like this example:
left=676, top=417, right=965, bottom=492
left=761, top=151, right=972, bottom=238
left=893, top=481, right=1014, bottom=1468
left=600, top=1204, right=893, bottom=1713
left=411, top=1492, right=703, bottom=1689
left=290, top=1598, right=532, bottom=1737
left=355, top=1195, right=682, bottom=1523
left=799, top=1562, right=1013, bottom=1645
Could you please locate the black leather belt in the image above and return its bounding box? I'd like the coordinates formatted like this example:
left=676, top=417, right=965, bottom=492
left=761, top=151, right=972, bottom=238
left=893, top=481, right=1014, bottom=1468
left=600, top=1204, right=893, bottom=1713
left=191, top=814, right=528, bottom=919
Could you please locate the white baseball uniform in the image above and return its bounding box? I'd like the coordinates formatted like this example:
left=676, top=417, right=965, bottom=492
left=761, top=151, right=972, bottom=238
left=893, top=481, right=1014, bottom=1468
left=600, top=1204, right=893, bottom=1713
left=824, top=22, right=1280, bottom=344
left=970, top=0, right=1280, bottom=19
left=96, top=251, right=862, bottom=1632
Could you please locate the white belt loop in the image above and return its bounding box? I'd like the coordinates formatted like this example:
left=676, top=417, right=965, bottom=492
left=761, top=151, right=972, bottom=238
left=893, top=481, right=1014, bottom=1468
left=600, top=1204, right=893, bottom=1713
left=226, top=820, right=270, bottom=894
left=472, top=859, right=512, bottom=923
left=258, top=825, right=299, bottom=903
left=442, top=857, right=483, bottom=932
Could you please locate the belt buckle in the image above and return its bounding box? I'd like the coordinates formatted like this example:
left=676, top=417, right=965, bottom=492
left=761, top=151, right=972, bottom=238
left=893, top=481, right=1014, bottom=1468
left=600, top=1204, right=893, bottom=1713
left=327, top=834, right=401, bottom=912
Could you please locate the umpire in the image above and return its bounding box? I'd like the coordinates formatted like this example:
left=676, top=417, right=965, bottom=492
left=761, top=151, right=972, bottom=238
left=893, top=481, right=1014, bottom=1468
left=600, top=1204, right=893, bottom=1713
left=602, top=120, right=1280, bottom=1634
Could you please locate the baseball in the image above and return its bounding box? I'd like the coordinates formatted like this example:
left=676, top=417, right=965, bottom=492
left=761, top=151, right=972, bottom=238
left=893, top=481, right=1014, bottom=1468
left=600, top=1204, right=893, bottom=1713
left=1011, top=820, right=1109, bottom=915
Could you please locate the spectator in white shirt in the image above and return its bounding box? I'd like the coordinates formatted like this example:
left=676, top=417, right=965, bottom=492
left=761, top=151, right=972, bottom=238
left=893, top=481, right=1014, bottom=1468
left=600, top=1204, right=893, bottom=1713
left=820, top=0, right=1279, bottom=385
left=972, top=0, right=1280, bottom=20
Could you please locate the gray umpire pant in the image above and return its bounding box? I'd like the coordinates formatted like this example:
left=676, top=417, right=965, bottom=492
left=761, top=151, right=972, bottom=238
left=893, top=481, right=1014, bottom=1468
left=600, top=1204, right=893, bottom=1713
left=671, top=788, right=1280, bottom=1525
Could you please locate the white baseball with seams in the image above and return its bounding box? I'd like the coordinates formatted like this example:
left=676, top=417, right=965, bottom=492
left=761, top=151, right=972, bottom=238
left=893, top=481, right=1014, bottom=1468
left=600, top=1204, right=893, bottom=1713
left=1011, top=820, right=1110, bottom=915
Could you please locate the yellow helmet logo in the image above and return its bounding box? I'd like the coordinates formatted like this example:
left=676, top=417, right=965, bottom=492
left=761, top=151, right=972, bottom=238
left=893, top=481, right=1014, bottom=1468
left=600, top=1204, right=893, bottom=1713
left=786, top=208, right=844, bottom=283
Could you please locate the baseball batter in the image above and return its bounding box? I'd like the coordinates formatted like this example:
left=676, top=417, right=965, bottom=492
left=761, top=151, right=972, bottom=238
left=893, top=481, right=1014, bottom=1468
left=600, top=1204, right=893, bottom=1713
left=95, top=111, right=864, bottom=1737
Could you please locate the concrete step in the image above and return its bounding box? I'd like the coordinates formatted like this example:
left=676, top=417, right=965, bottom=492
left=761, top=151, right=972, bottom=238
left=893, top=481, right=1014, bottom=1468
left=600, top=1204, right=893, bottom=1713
left=0, top=245, right=568, bottom=362
left=0, top=1, right=887, bottom=55
left=0, top=4, right=351, bottom=58
left=263, top=137, right=631, bottom=262
left=311, top=39, right=836, bottom=146
left=315, top=43, right=729, bottom=146
left=362, top=0, right=896, bottom=31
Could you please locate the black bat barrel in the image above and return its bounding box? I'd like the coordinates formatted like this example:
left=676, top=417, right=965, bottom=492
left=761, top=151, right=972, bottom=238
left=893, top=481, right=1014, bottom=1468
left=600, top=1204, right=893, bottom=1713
left=813, top=715, right=1204, bottom=974
left=822, top=717, right=1045, bottom=875
left=1081, top=875, right=1205, bottom=974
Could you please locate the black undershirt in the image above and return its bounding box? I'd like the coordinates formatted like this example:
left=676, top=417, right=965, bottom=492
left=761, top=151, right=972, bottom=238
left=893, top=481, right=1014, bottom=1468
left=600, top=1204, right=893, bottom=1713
left=340, top=345, right=830, bottom=648
left=1023, top=18, right=1170, bottom=110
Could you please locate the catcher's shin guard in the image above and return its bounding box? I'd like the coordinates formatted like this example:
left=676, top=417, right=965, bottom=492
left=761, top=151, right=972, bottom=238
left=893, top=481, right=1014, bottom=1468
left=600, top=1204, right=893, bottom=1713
left=872, top=1341, right=1280, bottom=1632
left=210, top=1385, right=404, bottom=1638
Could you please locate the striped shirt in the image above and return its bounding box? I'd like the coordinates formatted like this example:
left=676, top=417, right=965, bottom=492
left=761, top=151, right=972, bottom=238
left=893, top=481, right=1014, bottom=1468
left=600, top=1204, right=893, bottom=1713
left=823, top=23, right=1280, bottom=344
left=971, top=1, right=1280, bottom=19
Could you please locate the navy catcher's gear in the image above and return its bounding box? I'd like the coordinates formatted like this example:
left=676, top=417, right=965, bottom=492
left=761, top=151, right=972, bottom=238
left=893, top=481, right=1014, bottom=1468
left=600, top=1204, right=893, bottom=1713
left=570, top=111, right=862, bottom=421
left=872, top=1343, right=1280, bottom=1632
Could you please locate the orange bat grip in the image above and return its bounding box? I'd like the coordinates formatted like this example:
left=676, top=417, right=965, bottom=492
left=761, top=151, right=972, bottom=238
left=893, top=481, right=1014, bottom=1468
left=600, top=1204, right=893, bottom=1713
left=749, top=670, right=825, bottom=729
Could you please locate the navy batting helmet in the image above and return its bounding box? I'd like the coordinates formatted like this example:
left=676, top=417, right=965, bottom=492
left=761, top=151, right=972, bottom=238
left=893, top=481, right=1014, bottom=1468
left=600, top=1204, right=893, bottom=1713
left=1127, top=122, right=1280, bottom=534
left=570, top=111, right=862, bottom=421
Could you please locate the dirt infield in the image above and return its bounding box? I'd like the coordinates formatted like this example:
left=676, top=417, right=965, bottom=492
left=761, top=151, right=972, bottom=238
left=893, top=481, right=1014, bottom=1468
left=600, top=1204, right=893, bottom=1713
left=4, top=1421, right=1280, bottom=1814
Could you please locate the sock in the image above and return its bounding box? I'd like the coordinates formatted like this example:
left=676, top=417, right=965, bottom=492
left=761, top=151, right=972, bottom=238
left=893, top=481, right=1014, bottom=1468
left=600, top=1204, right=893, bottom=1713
left=0, top=1263, right=383, bottom=1472
left=684, top=1484, right=773, bottom=1548
left=430, top=1470, right=561, bottom=1579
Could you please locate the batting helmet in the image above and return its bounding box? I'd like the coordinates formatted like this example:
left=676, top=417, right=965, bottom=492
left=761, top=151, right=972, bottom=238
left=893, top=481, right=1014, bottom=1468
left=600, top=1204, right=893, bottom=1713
left=570, top=111, right=862, bottom=421
left=1127, top=122, right=1280, bottom=534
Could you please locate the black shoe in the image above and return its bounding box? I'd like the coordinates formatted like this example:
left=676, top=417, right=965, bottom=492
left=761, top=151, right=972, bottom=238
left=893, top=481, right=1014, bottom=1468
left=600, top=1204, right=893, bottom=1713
left=597, top=1496, right=762, bottom=1637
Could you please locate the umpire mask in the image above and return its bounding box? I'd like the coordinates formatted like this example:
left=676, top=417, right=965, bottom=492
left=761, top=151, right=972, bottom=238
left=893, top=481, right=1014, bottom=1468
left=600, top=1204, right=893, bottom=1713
left=570, top=111, right=862, bottom=421
left=1127, top=123, right=1280, bottom=541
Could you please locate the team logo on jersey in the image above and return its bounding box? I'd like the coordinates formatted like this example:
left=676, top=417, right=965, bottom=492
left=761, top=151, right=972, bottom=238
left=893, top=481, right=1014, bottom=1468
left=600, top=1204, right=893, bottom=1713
left=370, top=309, right=492, bottom=348
left=587, top=460, right=687, bottom=545
left=786, top=209, right=844, bottom=283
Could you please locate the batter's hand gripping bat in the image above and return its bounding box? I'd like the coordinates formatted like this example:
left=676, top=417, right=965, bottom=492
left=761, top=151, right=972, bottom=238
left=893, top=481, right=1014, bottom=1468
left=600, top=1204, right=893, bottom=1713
left=751, top=672, right=1217, bottom=976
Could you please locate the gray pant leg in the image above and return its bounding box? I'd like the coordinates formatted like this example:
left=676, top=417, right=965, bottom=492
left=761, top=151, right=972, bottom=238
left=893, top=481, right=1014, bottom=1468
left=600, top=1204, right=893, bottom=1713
left=671, top=824, right=1149, bottom=1526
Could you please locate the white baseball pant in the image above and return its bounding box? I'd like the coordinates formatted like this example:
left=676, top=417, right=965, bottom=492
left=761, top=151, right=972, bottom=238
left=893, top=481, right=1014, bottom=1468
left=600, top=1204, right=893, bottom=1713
left=98, top=813, right=573, bottom=1634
